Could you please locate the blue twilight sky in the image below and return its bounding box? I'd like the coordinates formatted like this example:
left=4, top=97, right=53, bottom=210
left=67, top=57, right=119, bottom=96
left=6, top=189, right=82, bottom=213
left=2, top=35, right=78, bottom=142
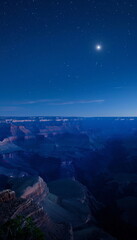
left=0, top=0, right=137, bottom=116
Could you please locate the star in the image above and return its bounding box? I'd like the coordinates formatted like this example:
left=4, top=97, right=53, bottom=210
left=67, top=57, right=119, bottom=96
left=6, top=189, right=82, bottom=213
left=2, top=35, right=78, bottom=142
left=95, top=44, right=102, bottom=51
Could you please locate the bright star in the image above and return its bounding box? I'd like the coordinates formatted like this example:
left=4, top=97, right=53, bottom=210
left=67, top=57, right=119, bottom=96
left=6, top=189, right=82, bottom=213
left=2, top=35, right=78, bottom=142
left=95, top=44, right=102, bottom=51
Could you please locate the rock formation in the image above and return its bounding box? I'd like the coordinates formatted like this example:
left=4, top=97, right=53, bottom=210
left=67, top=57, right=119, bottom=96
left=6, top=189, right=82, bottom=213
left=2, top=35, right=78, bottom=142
left=0, top=189, right=15, bottom=202
left=21, top=176, right=49, bottom=203
left=0, top=188, right=73, bottom=240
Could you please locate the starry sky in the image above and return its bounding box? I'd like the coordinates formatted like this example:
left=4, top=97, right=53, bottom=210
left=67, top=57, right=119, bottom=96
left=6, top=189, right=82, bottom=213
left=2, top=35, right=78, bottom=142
left=0, top=0, right=137, bottom=116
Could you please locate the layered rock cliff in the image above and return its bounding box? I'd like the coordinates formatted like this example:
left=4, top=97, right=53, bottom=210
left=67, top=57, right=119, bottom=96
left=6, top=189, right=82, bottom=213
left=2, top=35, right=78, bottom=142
left=0, top=188, right=73, bottom=240
left=21, top=176, right=49, bottom=203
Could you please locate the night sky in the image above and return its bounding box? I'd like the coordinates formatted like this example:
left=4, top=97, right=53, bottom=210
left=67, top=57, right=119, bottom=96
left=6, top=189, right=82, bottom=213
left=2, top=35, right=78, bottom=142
left=0, top=0, right=137, bottom=116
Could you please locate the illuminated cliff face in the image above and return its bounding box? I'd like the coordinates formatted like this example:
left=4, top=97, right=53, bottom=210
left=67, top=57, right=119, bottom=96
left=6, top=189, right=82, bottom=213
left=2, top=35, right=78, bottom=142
left=0, top=185, right=73, bottom=240
left=21, top=176, right=49, bottom=203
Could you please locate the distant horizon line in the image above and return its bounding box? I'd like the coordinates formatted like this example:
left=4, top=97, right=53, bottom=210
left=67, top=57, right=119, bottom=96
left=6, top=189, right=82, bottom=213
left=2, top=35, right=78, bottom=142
left=0, top=116, right=137, bottom=118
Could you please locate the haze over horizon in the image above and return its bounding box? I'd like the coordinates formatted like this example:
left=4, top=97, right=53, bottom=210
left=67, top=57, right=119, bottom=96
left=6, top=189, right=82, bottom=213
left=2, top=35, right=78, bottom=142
left=0, top=0, right=137, bottom=116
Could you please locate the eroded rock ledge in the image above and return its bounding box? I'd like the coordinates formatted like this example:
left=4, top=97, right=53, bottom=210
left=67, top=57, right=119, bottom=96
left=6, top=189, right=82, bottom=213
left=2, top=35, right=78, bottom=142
left=0, top=182, right=73, bottom=240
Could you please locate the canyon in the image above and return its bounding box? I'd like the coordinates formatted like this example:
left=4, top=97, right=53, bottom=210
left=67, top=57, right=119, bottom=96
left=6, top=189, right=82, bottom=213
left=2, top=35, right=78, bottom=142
left=0, top=117, right=137, bottom=239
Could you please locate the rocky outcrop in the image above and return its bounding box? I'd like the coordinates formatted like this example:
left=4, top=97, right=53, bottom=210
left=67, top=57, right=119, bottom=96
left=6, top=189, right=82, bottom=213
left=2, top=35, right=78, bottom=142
left=0, top=189, right=15, bottom=202
left=6, top=177, right=74, bottom=239
left=0, top=189, right=73, bottom=240
left=21, top=177, right=49, bottom=203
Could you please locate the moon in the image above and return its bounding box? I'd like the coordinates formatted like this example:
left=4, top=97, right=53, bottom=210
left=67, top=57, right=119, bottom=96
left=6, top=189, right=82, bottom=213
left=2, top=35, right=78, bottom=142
left=95, top=44, right=102, bottom=51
